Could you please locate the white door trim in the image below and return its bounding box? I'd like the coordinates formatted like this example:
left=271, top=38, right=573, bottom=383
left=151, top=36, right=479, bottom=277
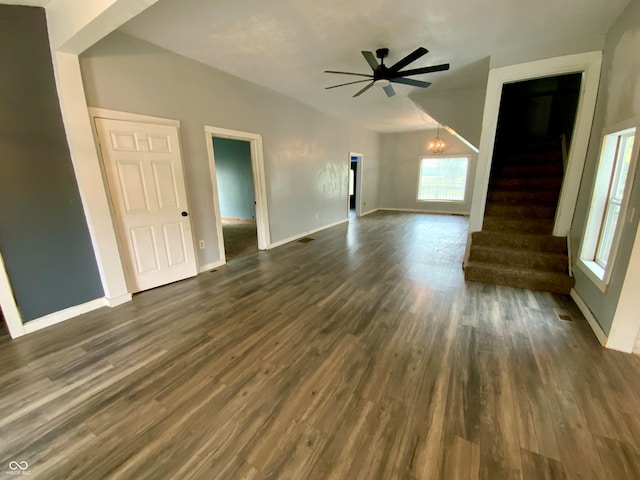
left=89, top=108, right=181, bottom=128
left=466, top=51, right=602, bottom=263
left=348, top=152, right=364, bottom=218
left=0, top=250, right=26, bottom=338
left=204, top=126, right=270, bottom=258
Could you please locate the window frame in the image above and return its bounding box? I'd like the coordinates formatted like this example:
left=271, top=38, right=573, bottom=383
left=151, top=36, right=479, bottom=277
left=578, top=120, right=640, bottom=292
left=415, top=154, right=471, bottom=204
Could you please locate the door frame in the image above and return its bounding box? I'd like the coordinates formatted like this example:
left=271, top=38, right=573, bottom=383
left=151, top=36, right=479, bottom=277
left=205, top=126, right=270, bottom=262
left=465, top=51, right=602, bottom=263
left=89, top=108, right=197, bottom=291
left=0, top=250, right=25, bottom=338
left=348, top=152, right=364, bottom=218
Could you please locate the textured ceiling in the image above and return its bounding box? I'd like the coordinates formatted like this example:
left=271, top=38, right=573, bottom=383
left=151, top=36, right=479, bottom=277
left=120, top=0, right=630, bottom=133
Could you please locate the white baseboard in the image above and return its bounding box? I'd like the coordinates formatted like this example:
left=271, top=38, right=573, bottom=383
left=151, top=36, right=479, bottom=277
left=22, top=297, right=108, bottom=335
left=105, top=293, right=132, bottom=307
left=378, top=208, right=470, bottom=216
left=269, top=218, right=349, bottom=249
left=570, top=289, right=608, bottom=346
left=221, top=217, right=256, bottom=224
left=359, top=208, right=379, bottom=217
left=199, top=260, right=226, bottom=273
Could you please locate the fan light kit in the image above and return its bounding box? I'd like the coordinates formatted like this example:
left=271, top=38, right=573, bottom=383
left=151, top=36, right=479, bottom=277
left=325, top=47, right=449, bottom=98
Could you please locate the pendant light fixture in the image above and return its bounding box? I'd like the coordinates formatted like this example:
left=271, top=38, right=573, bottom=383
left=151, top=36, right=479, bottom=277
left=427, top=124, right=447, bottom=154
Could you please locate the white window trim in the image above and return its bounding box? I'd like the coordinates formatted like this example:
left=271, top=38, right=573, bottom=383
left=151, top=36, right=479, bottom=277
left=578, top=116, right=640, bottom=292
left=415, top=154, right=471, bottom=204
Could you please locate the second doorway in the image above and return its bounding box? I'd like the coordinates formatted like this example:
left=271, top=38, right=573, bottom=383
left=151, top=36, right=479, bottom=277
left=213, top=137, right=258, bottom=261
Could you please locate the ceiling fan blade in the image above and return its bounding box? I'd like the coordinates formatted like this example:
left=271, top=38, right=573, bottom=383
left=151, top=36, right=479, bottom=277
left=361, top=51, right=379, bottom=71
left=353, top=82, right=374, bottom=97
left=390, top=77, right=432, bottom=88
left=383, top=84, right=396, bottom=97
left=324, top=70, right=373, bottom=78
left=389, top=47, right=428, bottom=72
left=393, top=63, right=450, bottom=77
left=325, top=79, right=373, bottom=90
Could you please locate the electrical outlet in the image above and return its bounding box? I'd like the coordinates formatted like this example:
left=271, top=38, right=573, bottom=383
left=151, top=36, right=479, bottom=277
left=199, top=240, right=205, bottom=249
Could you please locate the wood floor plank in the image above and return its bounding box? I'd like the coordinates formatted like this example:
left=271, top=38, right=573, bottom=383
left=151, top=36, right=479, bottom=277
left=521, top=449, right=567, bottom=480
left=544, top=386, right=607, bottom=479
left=0, top=212, right=638, bottom=479
left=594, top=434, right=640, bottom=480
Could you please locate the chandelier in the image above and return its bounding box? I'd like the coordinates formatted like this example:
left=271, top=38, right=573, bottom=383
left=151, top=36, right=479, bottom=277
left=427, top=124, right=447, bottom=154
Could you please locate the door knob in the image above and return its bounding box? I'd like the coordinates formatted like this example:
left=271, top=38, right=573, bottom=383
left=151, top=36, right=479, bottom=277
left=181, top=211, right=188, bottom=217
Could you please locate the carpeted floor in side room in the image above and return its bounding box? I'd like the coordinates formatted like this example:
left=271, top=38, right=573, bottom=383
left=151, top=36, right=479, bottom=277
left=222, top=222, right=258, bottom=260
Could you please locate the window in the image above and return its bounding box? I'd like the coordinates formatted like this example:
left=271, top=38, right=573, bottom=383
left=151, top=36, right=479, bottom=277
left=417, top=156, right=469, bottom=202
left=579, top=125, right=638, bottom=289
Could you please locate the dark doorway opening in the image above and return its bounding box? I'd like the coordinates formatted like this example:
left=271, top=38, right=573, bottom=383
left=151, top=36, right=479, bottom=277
left=488, top=73, right=583, bottom=224
left=350, top=159, right=358, bottom=211
left=213, top=137, right=258, bottom=261
left=494, top=73, right=583, bottom=160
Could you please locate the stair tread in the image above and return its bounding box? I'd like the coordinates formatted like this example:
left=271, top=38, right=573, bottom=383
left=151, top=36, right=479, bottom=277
left=465, top=261, right=574, bottom=294
left=465, top=261, right=571, bottom=278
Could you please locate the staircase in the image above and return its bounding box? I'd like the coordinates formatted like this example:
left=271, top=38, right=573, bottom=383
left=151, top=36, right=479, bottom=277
left=465, top=140, right=575, bottom=294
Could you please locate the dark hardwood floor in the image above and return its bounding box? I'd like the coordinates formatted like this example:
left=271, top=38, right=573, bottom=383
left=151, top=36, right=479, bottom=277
left=1, top=211, right=640, bottom=479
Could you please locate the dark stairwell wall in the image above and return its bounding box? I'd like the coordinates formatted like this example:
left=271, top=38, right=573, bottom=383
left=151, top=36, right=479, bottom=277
left=0, top=5, right=103, bottom=321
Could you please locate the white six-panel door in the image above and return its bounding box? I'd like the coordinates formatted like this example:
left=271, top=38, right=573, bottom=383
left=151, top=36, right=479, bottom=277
left=95, top=118, right=197, bottom=293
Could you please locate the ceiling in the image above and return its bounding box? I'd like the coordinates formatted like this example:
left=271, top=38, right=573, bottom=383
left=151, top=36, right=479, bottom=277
left=115, top=0, right=629, bottom=133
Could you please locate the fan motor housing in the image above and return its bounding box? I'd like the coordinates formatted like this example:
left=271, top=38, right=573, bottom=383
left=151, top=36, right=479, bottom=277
left=376, top=48, right=389, bottom=60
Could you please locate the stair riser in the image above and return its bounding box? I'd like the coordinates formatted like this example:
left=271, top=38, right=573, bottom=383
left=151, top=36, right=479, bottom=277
left=485, top=203, right=557, bottom=219
left=483, top=217, right=554, bottom=234
left=471, top=232, right=567, bottom=254
left=493, top=163, right=564, bottom=177
left=491, top=178, right=563, bottom=189
left=469, top=247, right=568, bottom=273
left=464, top=265, right=574, bottom=294
left=500, top=152, right=563, bottom=163
left=488, top=190, right=559, bottom=203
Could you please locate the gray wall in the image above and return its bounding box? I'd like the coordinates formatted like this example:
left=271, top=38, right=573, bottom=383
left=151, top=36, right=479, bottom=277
left=571, top=0, right=640, bottom=334
left=213, top=137, right=255, bottom=220
left=379, top=129, right=478, bottom=215
left=80, top=31, right=380, bottom=267
left=0, top=5, right=103, bottom=321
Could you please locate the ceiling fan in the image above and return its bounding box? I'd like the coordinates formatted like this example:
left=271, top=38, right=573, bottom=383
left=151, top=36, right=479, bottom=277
left=325, top=47, right=449, bottom=98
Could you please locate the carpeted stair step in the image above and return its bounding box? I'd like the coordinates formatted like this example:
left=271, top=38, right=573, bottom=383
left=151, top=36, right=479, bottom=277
left=520, top=138, right=564, bottom=151
left=490, top=176, right=563, bottom=189
left=464, top=261, right=574, bottom=294
left=487, top=188, right=560, bottom=203
left=493, top=162, right=564, bottom=177
left=483, top=216, right=555, bottom=234
left=501, top=150, right=563, bottom=163
left=485, top=202, right=557, bottom=219
left=471, top=231, right=567, bottom=254
left=469, top=245, right=569, bottom=273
